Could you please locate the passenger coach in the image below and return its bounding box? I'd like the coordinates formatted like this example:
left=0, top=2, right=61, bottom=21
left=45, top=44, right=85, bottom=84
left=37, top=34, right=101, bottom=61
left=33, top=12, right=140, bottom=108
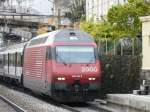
left=0, top=29, right=102, bottom=102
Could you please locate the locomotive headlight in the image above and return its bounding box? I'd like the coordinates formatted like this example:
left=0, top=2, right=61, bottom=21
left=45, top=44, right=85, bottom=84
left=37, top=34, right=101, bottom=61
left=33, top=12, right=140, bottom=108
left=89, top=78, right=96, bottom=81
left=92, top=78, right=96, bottom=80
left=57, top=77, right=66, bottom=81
left=89, top=78, right=92, bottom=80
left=58, top=77, right=62, bottom=80
left=61, top=77, right=65, bottom=80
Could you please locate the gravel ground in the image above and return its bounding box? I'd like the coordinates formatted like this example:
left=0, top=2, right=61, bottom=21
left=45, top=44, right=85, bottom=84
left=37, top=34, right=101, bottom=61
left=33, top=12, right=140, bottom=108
left=0, top=99, right=16, bottom=112
left=0, top=85, right=70, bottom=112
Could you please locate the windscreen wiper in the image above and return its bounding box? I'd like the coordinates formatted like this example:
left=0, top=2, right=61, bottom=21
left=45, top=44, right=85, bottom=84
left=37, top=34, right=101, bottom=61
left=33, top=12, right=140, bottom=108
left=86, top=57, right=95, bottom=66
left=56, top=54, right=67, bottom=66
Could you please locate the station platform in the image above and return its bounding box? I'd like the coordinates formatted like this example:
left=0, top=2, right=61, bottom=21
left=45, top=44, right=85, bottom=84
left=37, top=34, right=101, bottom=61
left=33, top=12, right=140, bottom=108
left=107, top=94, right=150, bottom=112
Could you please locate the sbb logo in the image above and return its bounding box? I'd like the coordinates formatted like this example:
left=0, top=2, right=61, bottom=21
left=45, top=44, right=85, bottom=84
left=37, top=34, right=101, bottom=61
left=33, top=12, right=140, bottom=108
left=82, top=67, right=97, bottom=72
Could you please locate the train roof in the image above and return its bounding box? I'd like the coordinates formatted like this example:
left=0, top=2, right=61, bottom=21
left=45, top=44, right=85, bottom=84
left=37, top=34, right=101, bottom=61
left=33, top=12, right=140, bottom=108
left=27, top=29, right=95, bottom=48
left=0, top=29, right=95, bottom=54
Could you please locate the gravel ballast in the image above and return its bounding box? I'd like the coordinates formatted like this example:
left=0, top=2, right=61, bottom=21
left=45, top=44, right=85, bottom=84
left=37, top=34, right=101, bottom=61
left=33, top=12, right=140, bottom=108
left=0, top=84, right=70, bottom=112
left=0, top=98, right=16, bottom=112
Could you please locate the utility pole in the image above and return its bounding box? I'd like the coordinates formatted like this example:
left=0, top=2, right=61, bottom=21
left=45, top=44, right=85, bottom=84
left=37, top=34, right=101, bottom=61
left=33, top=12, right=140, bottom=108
left=48, top=0, right=60, bottom=29
left=54, top=0, right=60, bottom=29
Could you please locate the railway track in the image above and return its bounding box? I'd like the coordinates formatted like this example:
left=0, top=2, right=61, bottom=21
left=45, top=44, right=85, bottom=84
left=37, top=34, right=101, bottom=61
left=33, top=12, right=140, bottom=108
left=61, top=101, right=113, bottom=112
left=87, top=102, right=114, bottom=112
left=0, top=95, right=26, bottom=112
left=0, top=81, right=113, bottom=112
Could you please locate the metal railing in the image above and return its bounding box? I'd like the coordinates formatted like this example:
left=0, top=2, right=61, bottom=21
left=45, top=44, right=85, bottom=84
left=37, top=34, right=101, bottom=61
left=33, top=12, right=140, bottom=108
left=97, top=37, right=142, bottom=56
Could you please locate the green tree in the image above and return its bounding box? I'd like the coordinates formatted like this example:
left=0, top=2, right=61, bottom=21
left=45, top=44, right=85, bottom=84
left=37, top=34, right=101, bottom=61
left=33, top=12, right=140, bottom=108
left=81, top=0, right=150, bottom=41
left=80, top=20, right=123, bottom=41
left=107, top=0, right=150, bottom=38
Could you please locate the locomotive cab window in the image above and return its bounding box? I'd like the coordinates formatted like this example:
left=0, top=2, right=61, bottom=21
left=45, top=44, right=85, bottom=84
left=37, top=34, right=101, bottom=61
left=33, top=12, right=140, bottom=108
left=28, top=37, right=48, bottom=47
left=56, top=46, right=96, bottom=64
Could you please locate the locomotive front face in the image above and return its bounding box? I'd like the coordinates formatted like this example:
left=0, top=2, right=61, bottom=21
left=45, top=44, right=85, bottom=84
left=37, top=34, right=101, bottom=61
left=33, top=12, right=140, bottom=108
left=50, top=45, right=101, bottom=102
left=22, top=29, right=102, bottom=102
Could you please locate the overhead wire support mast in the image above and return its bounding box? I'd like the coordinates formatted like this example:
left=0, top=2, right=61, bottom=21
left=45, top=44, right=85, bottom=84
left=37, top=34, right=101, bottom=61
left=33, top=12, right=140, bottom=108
left=48, top=0, right=60, bottom=28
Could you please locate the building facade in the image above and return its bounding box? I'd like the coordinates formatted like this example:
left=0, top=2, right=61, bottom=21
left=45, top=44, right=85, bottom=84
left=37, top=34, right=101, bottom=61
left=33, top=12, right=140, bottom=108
left=140, top=16, right=150, bottom=83
left=53, top=0, right=72, bottom=28
left=86, top=0, right=128, bottom=21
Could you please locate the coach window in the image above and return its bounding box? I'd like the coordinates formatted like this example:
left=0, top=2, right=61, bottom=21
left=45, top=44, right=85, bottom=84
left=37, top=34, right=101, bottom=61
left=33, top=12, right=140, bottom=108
left=8, top=54, right=11, bottom=66
left=10, top=53, right=15, bottom=66
left=4, top=55, right=6, bottom=66
left=17, top=53, right=21, bottom=67
left=11, top=54, right=13, bottom=66
left=5, top=54, right=8, bottom=66
left=3, top=54, right=5, bottom=66
left=0, top=55, right=2, bottom=67
left=9, top=54, right=13, bottom=66
left=15, top=53, right=16, bottom=66
left=10, top=54, right=12, bottom=66
left=20, top=53, right=22, bottom=66
left=17, top=53, right=19, bottom=67
left=13, top=53, right=16, bottom=66
left=19, top=53, right=22, bottom=67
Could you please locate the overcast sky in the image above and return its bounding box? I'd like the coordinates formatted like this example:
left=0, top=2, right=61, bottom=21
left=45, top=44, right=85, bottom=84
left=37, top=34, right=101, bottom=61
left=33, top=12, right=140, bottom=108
left=12, top=0, right=53, bottom=15
left=32, top=0, right=53, bottom=15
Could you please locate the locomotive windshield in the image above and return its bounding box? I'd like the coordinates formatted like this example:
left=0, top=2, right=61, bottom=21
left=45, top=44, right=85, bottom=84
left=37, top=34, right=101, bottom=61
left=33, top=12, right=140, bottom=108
left=56, top=46, right=96, bottom=64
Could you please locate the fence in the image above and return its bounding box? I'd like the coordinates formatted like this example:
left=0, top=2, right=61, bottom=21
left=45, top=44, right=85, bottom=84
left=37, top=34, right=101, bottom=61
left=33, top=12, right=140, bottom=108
left=97, top=37, right=142, bottom=56
left=98, top=38, right=142, bottom=96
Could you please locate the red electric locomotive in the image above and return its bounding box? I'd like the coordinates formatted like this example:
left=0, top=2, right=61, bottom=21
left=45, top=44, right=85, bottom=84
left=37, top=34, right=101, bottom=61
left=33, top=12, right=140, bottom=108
left=0, top=29, right=101, bottom=102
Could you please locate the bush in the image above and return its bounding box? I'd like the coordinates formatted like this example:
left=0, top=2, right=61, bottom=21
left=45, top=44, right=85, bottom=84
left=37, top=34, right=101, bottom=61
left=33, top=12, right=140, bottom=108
left=100, top=55, right=142, bottom=96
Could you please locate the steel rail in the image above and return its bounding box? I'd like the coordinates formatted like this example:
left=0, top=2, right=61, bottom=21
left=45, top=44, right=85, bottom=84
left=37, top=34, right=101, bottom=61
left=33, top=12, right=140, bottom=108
left=0, top=95, right=26, bottom=112
left=87, top=102, right=114, bottom=112
left=61, top=104, right=81, bottom=112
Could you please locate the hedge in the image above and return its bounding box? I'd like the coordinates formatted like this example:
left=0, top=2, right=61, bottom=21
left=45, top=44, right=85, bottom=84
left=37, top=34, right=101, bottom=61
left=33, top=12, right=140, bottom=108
left=100, top=55, right=142, bottom=96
